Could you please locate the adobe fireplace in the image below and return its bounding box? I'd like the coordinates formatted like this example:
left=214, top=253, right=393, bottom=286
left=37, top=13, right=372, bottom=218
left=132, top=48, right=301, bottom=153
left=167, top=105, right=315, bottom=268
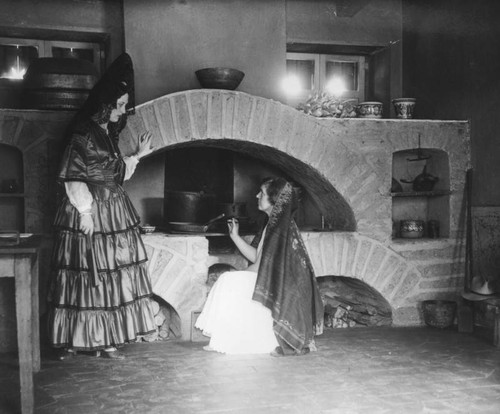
left=0, top=90, right=470, bottom=343
left=118, top=89, right=470, bottom=340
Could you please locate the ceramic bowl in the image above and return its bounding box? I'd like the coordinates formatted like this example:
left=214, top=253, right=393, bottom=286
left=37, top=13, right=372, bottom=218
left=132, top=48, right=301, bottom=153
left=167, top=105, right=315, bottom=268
left=392, top=98, right=416, bottom=119
left=357, top=101, right=383, bottom=118
left=195, top=67, right=245, bottom=90
left=400, top=219, right=424, bottom=238
left=140, top=225, right=156, bottom=234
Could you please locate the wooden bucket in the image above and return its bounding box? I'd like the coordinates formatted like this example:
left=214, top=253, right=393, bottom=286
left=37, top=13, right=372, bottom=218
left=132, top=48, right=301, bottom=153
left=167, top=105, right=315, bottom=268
left=22, top=58, right=98, bottom=110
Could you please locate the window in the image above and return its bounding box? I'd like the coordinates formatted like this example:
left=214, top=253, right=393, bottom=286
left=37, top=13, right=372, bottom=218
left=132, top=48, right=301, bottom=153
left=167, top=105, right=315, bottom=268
left=284, top=52, right=366, bottom=106
left=0, top=37, right=102, bottom=80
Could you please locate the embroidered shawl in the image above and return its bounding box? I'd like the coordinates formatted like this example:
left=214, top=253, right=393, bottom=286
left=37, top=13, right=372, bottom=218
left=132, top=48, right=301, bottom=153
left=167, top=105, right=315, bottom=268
left=252, top=181, right=324, bottom=351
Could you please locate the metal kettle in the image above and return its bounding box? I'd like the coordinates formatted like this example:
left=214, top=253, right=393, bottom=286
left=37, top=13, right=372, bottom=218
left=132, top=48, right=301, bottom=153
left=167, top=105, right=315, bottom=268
left=412, top=165, right=439, bottom=192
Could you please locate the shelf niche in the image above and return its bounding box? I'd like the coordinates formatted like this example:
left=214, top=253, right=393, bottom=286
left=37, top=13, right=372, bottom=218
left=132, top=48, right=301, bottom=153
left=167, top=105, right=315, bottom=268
left=391, top=148, right=450, bottom=239
left=0, top=143, right=24, bottom=231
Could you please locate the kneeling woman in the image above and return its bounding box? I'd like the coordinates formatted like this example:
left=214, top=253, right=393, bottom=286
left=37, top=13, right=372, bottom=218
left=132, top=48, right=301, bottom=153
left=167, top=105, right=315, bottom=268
left=195, top=177, right=324, bottom=355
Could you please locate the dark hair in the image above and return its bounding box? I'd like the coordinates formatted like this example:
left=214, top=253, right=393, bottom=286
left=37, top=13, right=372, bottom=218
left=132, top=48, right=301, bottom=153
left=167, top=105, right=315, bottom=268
left=261, top=177, right=287, bottom=205
left=91, top=103, right=114, bottom=125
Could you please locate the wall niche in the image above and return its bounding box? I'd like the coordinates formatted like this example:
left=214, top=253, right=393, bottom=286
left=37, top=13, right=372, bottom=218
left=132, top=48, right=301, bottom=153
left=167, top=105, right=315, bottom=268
left=391, top=148, right=450, bottom=239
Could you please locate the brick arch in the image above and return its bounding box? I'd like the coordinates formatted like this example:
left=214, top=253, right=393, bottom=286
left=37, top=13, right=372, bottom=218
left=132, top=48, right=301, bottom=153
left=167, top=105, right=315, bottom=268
left=119, top=90, right=377, bottom=231
left=302, top=232, right=422, bottom=310
left=143, top=230, right=423, bottom=338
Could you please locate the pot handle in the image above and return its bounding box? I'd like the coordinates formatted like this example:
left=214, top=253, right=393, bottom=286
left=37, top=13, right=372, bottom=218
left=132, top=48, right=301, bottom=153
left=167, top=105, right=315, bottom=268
left=204, top=213, right=225, bottom=226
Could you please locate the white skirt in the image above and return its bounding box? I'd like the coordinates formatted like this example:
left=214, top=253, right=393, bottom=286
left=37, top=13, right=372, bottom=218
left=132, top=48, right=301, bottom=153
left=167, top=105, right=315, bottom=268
left=195, top=271, right=278, bottom=354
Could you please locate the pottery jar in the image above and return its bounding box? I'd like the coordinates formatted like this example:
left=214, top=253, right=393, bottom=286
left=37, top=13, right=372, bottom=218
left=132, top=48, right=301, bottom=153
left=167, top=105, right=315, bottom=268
left=400, top=219, right=425, bottom=238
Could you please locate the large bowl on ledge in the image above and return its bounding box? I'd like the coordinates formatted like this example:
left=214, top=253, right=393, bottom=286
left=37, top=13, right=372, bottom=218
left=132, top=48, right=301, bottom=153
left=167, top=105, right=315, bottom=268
left=195, top=67, right=245, bottom=90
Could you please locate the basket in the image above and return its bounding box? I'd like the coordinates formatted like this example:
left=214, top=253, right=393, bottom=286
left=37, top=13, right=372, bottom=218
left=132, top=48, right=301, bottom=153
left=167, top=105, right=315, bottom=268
left=422, top=300, right=457, bottom=328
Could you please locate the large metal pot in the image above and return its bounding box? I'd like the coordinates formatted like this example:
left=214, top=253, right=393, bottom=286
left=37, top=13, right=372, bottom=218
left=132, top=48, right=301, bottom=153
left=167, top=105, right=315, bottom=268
left=163, top=190, right=216, bottom=225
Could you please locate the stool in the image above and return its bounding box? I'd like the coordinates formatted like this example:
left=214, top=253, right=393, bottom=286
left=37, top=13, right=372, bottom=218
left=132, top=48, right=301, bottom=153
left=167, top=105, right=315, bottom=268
left=460, top=292, right=500, bottom=348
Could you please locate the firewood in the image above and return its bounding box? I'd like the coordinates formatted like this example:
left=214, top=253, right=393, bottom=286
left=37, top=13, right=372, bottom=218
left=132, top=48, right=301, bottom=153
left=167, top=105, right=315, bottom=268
left=154, top=314, right=165, bottom=326
left=151, top=300, right=160, bottom=316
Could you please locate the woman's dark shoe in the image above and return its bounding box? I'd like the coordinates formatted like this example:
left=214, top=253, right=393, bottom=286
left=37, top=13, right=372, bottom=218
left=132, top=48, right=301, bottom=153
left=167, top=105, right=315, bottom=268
left=270, top=346, right=310, bottom=357
left=57, top=349, right=76, bottom=361
left=270, top=346, right=285, bottom=357
left=99, top=349, right=126, bottom=359
left=295, top=347, right=310, bottom=356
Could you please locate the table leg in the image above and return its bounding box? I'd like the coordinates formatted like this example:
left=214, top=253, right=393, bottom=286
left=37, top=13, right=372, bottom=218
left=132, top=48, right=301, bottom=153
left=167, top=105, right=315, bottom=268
left=15, top=254, right=34, bottom=414
left=31, top=253, right=40, bottom=372
left=494, top=307, right=500, bottom=348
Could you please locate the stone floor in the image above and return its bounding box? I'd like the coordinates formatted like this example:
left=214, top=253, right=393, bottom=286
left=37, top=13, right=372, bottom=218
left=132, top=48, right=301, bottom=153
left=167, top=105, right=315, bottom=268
left=1, top=327, right=500, bottom=414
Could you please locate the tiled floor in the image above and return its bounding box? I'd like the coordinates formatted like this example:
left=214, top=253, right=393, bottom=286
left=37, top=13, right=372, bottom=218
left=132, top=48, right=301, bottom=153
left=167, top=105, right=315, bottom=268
left=1, top=327, right=500, bottom=414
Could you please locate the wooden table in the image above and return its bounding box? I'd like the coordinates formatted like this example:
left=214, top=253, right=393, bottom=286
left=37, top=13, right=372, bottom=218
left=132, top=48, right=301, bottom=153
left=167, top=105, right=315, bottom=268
left=0, top=235, right=42, bottom=414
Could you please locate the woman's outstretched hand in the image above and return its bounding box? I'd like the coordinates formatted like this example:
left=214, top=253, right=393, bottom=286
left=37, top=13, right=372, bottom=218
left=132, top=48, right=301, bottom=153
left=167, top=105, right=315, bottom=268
left=136, top=131, right=154, bottom=159
left=227, top=218, right=240, bottom=238
left=227, top=218, right=257, bottom=263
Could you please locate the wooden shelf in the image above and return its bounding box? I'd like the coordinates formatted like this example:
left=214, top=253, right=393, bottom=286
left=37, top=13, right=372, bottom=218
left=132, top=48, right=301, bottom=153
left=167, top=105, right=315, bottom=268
left=391, top=190, right=450, bottom=197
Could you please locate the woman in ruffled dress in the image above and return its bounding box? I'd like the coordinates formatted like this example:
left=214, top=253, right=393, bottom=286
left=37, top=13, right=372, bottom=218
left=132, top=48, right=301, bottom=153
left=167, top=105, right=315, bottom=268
left=196, top=177, right=324, bottom=356
left=47, top=53, right=156, bottom=360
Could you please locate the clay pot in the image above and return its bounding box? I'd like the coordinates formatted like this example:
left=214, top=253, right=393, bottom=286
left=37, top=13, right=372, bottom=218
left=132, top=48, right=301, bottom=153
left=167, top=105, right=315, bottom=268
left=357, top=102, right=383, bottom=118
left=392, top=98, right=416, bottom=119
left=422, top=300, right=456, bottom=329
left=412, top=165, right=439, bottom=192
left=195, top=68, right=245, bottom=90
left=400, top=219, right=424, bottom=238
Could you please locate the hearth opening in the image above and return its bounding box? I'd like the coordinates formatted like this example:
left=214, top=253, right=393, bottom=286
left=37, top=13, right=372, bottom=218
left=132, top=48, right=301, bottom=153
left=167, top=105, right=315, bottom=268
left=142, top=295, right=182, bottom=342
left=127, top=139, right=356, bottom=234
left=318, top=276, right=393, bottom=328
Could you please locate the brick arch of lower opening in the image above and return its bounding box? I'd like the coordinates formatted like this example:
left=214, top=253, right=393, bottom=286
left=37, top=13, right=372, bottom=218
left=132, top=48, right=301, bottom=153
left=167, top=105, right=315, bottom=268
left=302, top=232, right=422, bottom=311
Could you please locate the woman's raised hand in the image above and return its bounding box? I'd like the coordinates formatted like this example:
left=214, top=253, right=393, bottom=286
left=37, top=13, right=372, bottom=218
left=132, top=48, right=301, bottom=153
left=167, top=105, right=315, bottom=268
left=136, top=131, right=154, bottom=159
left=227, top=218, right=240, bottom=237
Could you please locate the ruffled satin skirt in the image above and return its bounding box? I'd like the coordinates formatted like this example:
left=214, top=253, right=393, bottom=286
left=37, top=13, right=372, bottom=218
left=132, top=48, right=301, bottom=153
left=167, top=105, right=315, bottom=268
left=47, top=184, right=156, bottom=351
left=195, top=271, right=278, bottom=354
